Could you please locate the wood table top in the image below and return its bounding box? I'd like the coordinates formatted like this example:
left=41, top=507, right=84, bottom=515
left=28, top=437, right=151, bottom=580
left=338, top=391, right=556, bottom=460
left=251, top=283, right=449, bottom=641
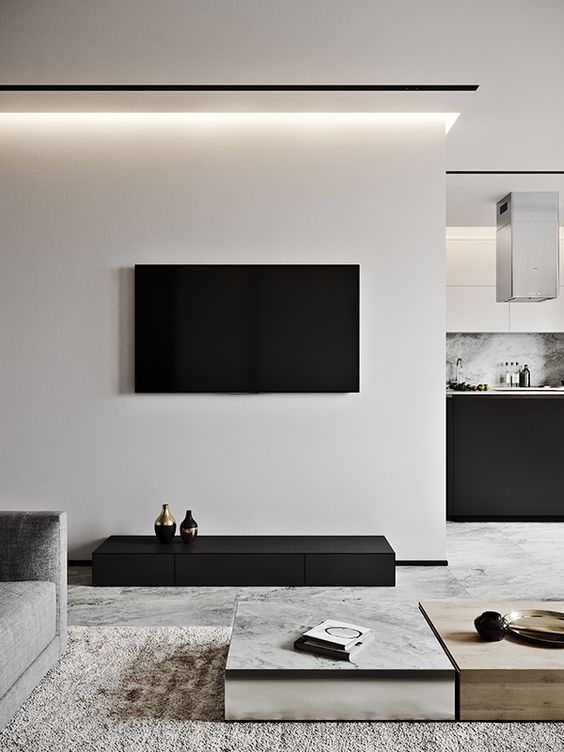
left=420, top=600, right=564, bottom=672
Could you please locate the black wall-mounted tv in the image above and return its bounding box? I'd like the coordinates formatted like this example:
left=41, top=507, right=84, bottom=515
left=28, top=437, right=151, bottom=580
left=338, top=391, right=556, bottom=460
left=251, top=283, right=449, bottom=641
left=134, top=264, right=359, bottom=393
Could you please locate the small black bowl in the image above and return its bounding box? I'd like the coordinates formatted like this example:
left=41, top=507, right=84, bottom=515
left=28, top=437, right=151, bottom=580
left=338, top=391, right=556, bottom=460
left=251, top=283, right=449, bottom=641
left=474, top=611, right=508, bottom=641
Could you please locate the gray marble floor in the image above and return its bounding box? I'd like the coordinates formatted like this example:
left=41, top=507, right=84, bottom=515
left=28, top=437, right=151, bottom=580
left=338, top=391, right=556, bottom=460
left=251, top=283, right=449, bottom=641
left=68, top=522, right=564, bottom=627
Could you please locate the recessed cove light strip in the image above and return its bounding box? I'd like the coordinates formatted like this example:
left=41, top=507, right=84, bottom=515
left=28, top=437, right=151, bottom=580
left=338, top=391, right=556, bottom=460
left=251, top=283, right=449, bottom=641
left=0, top=84, right=479, bottom=92
left=0, top=112, right=460, bottom=133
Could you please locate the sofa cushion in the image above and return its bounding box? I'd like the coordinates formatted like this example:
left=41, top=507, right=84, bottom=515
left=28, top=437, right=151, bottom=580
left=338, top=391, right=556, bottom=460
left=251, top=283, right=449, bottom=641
left=0, top=581, right=56, bottom=698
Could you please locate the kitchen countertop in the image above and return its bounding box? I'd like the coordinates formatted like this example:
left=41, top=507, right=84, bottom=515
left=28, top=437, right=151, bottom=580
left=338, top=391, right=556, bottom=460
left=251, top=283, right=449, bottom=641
left=447, top=388, right=564, bottom=397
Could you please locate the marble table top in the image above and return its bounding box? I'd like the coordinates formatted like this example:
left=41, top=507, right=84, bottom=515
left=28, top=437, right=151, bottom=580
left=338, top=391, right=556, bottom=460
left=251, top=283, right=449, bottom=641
left=226, top=589, right=453, bottom=677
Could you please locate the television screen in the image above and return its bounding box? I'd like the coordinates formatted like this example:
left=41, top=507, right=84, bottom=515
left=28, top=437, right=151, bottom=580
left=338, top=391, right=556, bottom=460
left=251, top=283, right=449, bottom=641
left=134, top=264, right=359, bottom=393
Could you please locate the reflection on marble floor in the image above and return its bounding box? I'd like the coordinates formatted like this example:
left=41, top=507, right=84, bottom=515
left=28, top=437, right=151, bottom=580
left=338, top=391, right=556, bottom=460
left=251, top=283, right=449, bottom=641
left=68, top=522, right=564, bottom=627
left=67, top=582, right=239, bottom=626
left=445, top=522, right=564, bottom=601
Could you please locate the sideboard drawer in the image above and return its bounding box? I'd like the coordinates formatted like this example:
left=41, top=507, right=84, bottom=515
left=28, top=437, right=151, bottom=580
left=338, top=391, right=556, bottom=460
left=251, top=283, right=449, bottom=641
left=92, top=553, right=175, bottom=586
left=305, top=554, right=395, bottom=586
left=175, top=553, right=304, bottom=586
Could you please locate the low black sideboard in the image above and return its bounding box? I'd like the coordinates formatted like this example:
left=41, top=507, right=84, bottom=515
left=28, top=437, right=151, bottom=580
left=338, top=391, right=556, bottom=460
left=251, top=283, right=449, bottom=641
left=92, top=535, right=395, bottom=587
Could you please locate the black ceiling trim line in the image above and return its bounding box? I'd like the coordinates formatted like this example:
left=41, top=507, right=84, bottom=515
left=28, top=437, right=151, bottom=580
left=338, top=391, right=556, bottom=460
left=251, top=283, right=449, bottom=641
left=447, top=171, right=564, bottom=175
left=0, top=84, right=479, bottom=92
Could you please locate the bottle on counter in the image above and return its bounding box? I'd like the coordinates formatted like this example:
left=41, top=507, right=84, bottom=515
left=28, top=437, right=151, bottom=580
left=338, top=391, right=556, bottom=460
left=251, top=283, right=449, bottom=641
left=519, top=364, right=531, bottom=388
left=455, top=356, right=463, bottom=385
left=512, top=362, right=520, bottom=387
left=505, top=362, right=511, bottom=387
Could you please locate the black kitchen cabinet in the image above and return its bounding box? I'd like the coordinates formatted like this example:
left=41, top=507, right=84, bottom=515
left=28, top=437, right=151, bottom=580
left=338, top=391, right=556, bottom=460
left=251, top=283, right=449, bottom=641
left=447, top=395, right=564, bottom=520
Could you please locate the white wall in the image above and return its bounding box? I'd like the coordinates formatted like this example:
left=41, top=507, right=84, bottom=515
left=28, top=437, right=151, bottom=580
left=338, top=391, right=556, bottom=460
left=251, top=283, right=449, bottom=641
left=0, top=116, right=446, bottom=559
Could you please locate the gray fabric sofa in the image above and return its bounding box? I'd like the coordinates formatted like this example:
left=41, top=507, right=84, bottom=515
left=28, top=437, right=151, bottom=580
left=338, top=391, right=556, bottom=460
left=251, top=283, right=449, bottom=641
left=0, top=511, right=67, bottom=730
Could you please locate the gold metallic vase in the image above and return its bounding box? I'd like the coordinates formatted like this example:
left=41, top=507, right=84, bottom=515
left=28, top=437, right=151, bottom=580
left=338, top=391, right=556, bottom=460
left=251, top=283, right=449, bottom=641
left=154, top=503, right=176, bottom=544
left=180, top=509, right=198, bottom=544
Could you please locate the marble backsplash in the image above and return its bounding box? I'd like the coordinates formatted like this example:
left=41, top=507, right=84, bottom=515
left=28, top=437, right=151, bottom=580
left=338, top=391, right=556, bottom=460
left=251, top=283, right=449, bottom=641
left=446, top=333, right=564, bottom=387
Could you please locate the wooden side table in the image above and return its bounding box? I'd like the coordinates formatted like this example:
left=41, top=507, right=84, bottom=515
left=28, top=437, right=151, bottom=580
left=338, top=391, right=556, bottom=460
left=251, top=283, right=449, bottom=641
left=420, top=600, right=564, bottom=720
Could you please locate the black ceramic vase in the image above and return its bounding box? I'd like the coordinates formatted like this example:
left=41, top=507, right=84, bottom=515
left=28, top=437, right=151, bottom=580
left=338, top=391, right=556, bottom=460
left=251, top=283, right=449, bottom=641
left=154, top=503, right=176, bottom=544
left=180, top=510, right=198, bottom=543
left=474, top=611, right=508, bottom=641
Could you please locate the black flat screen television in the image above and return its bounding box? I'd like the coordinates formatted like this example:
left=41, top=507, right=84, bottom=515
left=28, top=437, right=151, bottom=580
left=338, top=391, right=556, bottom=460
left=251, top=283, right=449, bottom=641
left=134, top=264, right=359, bottom=393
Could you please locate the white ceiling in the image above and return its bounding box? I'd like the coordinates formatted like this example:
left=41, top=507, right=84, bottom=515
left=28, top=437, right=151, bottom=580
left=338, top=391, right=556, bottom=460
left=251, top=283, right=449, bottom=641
left=1, top=0, right=563, bottom=223
left=447, top=174, right=564, bottom=226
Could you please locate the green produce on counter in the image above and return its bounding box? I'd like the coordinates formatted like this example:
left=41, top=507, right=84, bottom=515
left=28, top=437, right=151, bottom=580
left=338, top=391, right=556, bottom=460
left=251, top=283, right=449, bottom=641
left=447, top=381, right=489, bottom=392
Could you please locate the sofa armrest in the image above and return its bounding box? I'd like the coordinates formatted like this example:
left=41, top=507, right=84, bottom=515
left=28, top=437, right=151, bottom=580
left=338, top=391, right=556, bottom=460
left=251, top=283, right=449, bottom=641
left=0, top=511, right=67, bottom=652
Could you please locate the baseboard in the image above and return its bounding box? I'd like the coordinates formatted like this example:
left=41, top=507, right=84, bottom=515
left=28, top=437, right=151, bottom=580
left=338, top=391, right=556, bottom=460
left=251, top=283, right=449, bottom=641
left=448, top=516, right=564, bottom=522
left=396, top=560, right=448, bottom=566
left=68, top=559, right=91, bottom=566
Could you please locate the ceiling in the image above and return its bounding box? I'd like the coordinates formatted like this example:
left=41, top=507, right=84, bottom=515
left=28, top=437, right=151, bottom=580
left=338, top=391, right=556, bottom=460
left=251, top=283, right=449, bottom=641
left=447, top=174, right=564, bottom=226
left=1, top=0, right=563, bottom=225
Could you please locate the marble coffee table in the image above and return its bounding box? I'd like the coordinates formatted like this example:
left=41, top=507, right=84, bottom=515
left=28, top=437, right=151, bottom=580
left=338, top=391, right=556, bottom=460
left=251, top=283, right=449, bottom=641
left=225, top=590, right=455, bottom=720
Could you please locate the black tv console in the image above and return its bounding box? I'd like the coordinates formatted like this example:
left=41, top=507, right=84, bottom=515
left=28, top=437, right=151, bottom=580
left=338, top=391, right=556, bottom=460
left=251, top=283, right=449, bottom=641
left=92, top=535, right=395, bottom=587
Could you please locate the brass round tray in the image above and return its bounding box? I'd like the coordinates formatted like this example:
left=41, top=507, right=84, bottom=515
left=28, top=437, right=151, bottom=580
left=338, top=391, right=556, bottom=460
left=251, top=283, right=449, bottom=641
left=504, top=609, right=564, bottom=646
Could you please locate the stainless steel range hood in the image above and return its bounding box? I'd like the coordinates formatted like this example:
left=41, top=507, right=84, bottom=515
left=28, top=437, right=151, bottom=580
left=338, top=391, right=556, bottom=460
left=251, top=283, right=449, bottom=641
left=496, top=192, right=559, bottom=302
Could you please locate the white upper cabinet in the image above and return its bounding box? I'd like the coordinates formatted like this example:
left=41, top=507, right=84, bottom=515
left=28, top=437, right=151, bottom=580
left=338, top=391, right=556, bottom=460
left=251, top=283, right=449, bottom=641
left=446, top=228, right=564, bottom=333
left=446, top=237, right=496, bottom=286
left=509, top=291, right=564, bottom=332
left=447, top=286, right=509, bottom=333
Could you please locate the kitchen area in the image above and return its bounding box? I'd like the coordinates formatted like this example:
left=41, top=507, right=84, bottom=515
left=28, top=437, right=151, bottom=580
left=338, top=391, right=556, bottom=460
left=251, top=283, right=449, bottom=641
left=446, top=192, right=564, bottom=521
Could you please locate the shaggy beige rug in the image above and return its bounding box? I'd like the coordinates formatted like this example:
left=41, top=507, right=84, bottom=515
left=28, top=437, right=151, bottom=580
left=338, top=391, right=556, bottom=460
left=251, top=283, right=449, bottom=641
left=1, top=626, right=562, bottom=751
